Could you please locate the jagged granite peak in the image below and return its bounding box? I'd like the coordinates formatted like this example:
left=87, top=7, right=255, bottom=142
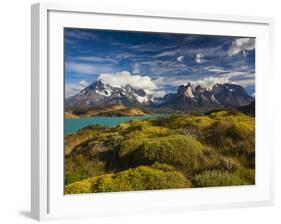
left=211, top=83, right=253, bottom=107
left=194, top=85, right=206, bottom=96
left=177, top=82, right=195, bottom=98
left=79, top=79, right=115, bottom=97
left=66, top=79, right=254, bottom=112
left=160, top=82, right=253, bottom=110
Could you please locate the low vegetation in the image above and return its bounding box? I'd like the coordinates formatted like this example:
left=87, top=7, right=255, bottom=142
left=65, top=165, right=191, bottom=194
left=64, top=110, right=255, bottom=194
left=193, top=168, right=255, bottom=187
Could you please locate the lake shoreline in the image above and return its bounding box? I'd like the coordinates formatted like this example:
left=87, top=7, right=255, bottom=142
left=64, top=113, right=170, bottom=135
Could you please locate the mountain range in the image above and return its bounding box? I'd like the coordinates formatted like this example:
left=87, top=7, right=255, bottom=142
left=65, top=79, right=254, bottom=112
left=161, top=82, right=253, bottom=110
left=65, top=80, right=152, bottom=109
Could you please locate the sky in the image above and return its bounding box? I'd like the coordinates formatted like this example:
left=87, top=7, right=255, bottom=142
left=64, top=28, right=255, bottom=98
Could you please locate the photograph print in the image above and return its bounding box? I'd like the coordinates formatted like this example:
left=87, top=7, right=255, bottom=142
left=64, top=28, right=255, bottom=194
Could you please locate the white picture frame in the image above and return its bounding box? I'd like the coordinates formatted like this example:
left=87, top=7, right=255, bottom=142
left=31, top=2, right=274, bottom=221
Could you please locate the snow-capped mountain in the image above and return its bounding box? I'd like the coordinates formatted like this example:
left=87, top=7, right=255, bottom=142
left=66, top=79, right=253, bottom=112
left=65, top=79, right=153, bottom=109
left=160, top=82, right=253, bottom=110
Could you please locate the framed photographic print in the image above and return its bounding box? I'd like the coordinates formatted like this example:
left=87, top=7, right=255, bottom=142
left=31, top=2, right=274, bottom=221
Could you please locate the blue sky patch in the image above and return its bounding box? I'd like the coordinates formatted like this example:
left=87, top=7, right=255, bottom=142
left=64, top=28, right=255, bottom=98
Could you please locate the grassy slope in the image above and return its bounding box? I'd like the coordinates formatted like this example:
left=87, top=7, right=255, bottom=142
left=64, top=110, right=255, bottom=193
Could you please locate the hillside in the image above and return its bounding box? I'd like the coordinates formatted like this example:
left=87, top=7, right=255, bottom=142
left=66, top=104, right=147, bottom=118
left=64, top=110, right=255, bottom=194
left=64, top=112, right=79, bottom=119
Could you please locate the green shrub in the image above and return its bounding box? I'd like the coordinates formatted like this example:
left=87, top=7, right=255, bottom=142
left=65, top=170, right=86, bottom=185
left=119, top=134, right=204, bottom=171
left=197, top=149, right=240, bottom=173
left=203, top=119, right=255, bottom=157
left=70, top=131, right=122, bottom=160
left=115, top=122, right=130, bottom=131
left=119, top=138, right=147, bottom=158
left=64, top=130, right=98, bottom=155
left=64, top=155, right=106, bottom=185
left=151, top=115, right=187, bottom=129
left=92, top=166, right=191, bottom=193
left=133, top=135, right=204, bottom=170
left=193, top=170, right=252, bottom=187
left=152, top=114, right=213, bottom=130
left=217, top=157, right=239, bottom=172
left=235, top=168, right=255, bottom=184
left=80, top=124, right=108, bottom=132
left=150, top=162, right=176, bottom=172
left=97, top=132, right=124, bottom=146
left=124, top=124, right=174, bottom=139
left=65, top=166, right=191, bottom=194
left=70, top=140, right=109, bottom=158
left=65, top=177, right=95, bottom=194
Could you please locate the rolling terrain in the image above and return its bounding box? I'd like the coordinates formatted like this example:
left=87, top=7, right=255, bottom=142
left=64, top=110, right=255, bottom=194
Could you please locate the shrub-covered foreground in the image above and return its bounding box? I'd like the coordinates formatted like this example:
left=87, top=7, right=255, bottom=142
left=65, top=165, right=191, bottom=194
left=65, top=110, right=255, bottom=194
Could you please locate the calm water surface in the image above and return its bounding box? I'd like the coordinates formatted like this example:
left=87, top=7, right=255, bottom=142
left=64, top=113, right=168, bottom=134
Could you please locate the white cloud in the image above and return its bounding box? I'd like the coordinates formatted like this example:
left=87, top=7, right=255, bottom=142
left=176, top=56, right=184, bottom=63
left=78, top=80, right=88, bottom=87
left=66, top=71, right=170, bottom=99
left=232, top=78, right=255, bottom=87
left=98, top=71, right=157, bottom=91
left=132, top=63, right=141, bottom=74
left=191, top=76, right=230, bottom=89
left=154, top=70, right=255, bottom=91
left=154, top=49, right=182, bottom=58
left=227, top=38, right=255, bottom=56
left=65, top=80, right=89, bottom=98
left=204, top=66, right=227, bottom=73
left=66, top=62, right=97, bottom=74
left=195, top=53, right=204, bottom=64
left=192, top=71, right=255, bottom=89
left=152, top=90, right=167, bottom=98
left=225, top=71, right=255, bottom=87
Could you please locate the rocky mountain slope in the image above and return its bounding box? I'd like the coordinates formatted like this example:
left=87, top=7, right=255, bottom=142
left=65, top=80, right=152, bottom=109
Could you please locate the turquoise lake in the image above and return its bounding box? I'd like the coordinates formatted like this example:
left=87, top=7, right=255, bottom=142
left=64, top=113, right=168, bottom=134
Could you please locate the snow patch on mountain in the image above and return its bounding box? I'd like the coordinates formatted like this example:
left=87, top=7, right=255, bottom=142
left=95, top=90, right=111, bottom=97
